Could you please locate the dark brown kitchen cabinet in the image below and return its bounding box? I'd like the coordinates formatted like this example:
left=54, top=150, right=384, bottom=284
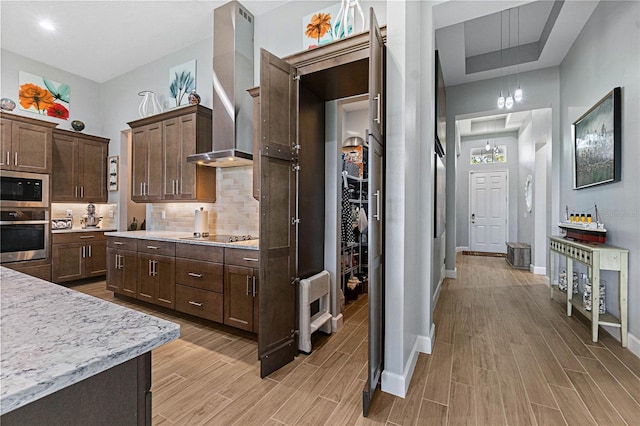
left=128, top=105, right=215, bottom=203
left=131, top=122, right=163, bottom=202
left=136, top=240, right=176, bottom=308
left=0, top=112, right=56, bottom=173
left=175, top=243, right=224, bottom=322
left=52, top=129, right=109, bottom=202
left=51, top=232, right=107, bottom=283
left=106, top=247, right=137, bottom=296
left=224, top=248, right=260, bottom=333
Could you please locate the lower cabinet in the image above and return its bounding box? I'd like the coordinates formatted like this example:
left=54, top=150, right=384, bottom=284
left=52, top=232, right=107, bottom=283
left=224, top=248, right=260, bottom=333
left=3, top=260, right=51, bottom=282
left=175, top=243, right=224, bottom=322
left=106, top=248, right=137, bottom=297
left=105, top=237, right=260, bottom=332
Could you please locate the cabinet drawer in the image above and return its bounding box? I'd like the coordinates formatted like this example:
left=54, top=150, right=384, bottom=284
left=137, top=239, right=175, bottom=256
left=175, top=259, right=223, bottom=292
left=53, top=231, right=106, bottom=245
left=175, top=284, right=223, bottom=322
left=224, top=248, right=260, bottom=268
left=176, top=243, right=223, bottom=263
left=107, top=237, right=138, bottom=251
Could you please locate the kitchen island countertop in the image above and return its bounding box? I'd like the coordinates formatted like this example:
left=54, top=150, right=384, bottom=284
left=0, top=267, right=180, bottom=415
left=104, top=230, right=259, bottom=250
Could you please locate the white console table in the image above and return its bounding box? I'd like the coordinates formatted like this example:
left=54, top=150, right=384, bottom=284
left=548, top=236, right=628, bottom=347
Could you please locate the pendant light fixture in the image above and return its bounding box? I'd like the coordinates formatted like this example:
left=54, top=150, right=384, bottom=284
left=505, top=8, right=514, bottom=109
left=497, top=10, right=505, bottom=109
left=514, top=6, right=523, bottom=102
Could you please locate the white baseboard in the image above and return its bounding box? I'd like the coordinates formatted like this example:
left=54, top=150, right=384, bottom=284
left=331, top=314, right=343, bottom=333
left=381, top=324, right=434, bottom=398
left=433, top=277, right=444, bottom=306
left=530, top=265, right=546, bottom=275
left=456, top=246, right=469, bottom=253
left=628, top=332, right=640, bottom=358
left=445, top=268, right=457, bottom=279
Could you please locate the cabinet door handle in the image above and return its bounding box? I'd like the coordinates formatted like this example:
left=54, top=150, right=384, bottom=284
left=188, top=300, right=203, bottom=307
left=81, top=186, right=84, bottom=198
left=75, top=186, right=79, bottom=198
left=146, top=245, right=159, bottom=250
left=188, top=272, right=203, bottom=278
left=115, top=254, right=121, bottom=269
left=82, top=246, right=86, bottom=258
left=373, top=190, right=381, bottom=221
left=252, top=276, right=257, bottom=297
left=88, top=245, right=92, bottom=257
left=148, top=259, right=153, bottom=276
left=120, top=255, right=124, bottom=269
left=246, top=276, right=250, bottom=296
left=243, top=257, right=259, bottom=262
left=80, top=235, right=95, bottom=239
left=153, top=260, right=158, bottom=276
left=374, top=93, right=381, bottom=124
left=14, top=152, right=18, bottom=166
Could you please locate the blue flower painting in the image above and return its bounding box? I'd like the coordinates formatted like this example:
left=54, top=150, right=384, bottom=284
left=169, top=60, right=196, bottom=107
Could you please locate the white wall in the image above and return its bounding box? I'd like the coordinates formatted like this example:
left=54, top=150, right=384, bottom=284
left=558, top=0, right=640, bottom=343
left=517, top=114, right=534, bottom=245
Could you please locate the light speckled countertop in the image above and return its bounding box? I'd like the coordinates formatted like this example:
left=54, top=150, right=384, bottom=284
left=104, top=230, right=259, bottom=250
left=0, top=267, right=180, bottom=415
left=51, top=227, right=117, bottom=234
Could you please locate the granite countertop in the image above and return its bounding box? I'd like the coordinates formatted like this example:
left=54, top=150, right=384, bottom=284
left=104, top=230, right=259, bottom=250
left=0, top=267, right=180, bottom=415
left=51, top=227, right=117, bottom=234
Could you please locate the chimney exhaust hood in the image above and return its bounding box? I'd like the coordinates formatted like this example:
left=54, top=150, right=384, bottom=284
left=188, top=1, right=254, bottom=167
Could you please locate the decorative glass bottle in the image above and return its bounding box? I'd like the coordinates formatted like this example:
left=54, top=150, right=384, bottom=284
left=138, top=90, right=162, bottom=117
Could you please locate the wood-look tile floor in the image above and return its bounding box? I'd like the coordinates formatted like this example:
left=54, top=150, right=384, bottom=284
left=72, top=254, right=640, bottom=425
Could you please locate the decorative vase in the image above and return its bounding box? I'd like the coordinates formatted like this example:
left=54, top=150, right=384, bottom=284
left=138, top=91, right=162, bottom=117
left=71, top=120, right=85, bottom=131
left=188, top=90, right=201, bottom=105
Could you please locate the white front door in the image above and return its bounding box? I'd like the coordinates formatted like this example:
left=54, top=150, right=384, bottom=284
left=470, top=171, right=508, bottom=253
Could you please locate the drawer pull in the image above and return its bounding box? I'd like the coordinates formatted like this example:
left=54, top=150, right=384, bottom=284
left=188, top=272, right=203, bottom=278
left=113, top=242, right=124, bottom=245
left=188, top=300, right=203, bottom=307
left=242, top=257, right=259, bottom=262
left=146, top=245, right=159, bottom=250
left=79, top=235, right=95, bottom=239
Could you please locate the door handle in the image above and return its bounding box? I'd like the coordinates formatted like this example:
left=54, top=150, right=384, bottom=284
left=373, top=190, right=381, bottom=221
left=140, top=182, right=144, bottom=196
left=471, top=213, right=476, bottom=224
left=14, top=152, right=18, bottom=166
left=374, top=94, right=381, bottom=124
left=246, top=276, right=251, bottom=296
left=188, top=272, right=203, bottom=278
left=6, top=151, right=9, bottom=165
left=75, top=186, right=79, bottom=198
left=252, top=276, right=257, bottom=297
left=82, top=246, right=86, bottom=258
left=81, top=186, right=84, bottom=198
left=188, top=300, right=203, bottom=307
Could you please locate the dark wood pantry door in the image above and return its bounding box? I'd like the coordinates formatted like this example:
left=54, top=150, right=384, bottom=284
left=363, top=6, right=385, bottom=417
left=258, top=48, right=299, bottom=378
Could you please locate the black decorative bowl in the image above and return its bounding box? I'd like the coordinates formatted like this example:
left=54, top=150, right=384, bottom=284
left=71, top=120, right=85, bottom=131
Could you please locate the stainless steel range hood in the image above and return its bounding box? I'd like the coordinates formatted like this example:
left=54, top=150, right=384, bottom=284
left=188, top=1, right=254, bottom=167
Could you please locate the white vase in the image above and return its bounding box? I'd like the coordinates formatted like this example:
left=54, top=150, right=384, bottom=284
left=138, top=90, right=162, bottom=117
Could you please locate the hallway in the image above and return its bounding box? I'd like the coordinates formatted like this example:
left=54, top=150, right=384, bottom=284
left=73, top=254, right=640, bottom=424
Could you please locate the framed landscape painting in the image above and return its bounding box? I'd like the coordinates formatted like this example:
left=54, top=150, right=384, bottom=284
left=573, top=87, right=621, bottom=189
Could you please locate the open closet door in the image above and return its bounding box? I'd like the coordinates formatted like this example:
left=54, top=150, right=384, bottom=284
left=258, top=48, right=299, bottom=378
left=363, top=7, right=384, bottom=417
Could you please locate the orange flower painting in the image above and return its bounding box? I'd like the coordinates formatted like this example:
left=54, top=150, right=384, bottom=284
left=302, top=4, right=340, bottom=50
left=305, top=13, right=332, bottom=44
left=18, top=71, right=70, bottom=120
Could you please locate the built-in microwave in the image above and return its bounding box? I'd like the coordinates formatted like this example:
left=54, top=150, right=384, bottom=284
left=0, top=170, right=49, bottom=208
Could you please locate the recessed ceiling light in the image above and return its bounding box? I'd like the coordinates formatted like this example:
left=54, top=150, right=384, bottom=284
left=39, top=21, right=55, bottom=31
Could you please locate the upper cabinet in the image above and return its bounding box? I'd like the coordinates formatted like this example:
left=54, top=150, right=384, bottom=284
left=128, top=105, right=215, bottom=203
left=52, top=129, right=109, bottom=203
left=0, top=112, right=56, bottom=174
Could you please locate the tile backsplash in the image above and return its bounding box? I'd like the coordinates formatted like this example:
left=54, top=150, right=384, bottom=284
left=51, top=203, right=118, bottom=230
left=148, top=166, right=259, bottom=236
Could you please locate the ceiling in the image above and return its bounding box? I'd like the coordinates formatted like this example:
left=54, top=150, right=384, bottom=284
left=1, top=0, right=597, bottom=138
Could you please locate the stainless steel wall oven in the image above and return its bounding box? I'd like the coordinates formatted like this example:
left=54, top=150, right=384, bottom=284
left=1, top=171, right=50, bottom=263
